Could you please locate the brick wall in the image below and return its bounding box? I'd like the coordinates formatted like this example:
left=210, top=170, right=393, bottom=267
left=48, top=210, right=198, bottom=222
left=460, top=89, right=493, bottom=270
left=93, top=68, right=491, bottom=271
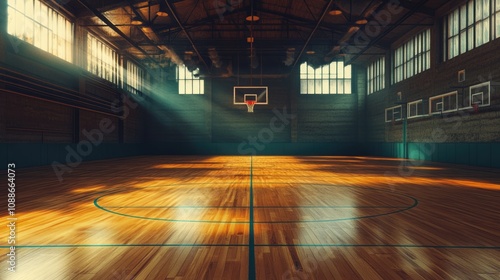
left=362, top=5, right=500, bottom=168
left=365, top=33, right=500, bottom=143
left=146, top=69, right=362, bottom=154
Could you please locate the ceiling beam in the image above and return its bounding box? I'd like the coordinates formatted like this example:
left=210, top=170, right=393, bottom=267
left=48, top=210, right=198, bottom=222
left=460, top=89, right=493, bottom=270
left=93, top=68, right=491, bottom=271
left=257, top=8, right=327, bottom=29
left=137, top=38, right=339, bottom=47
left=76, top=0, right=160, bottom=64
left=345, top=0, right=430, bottom=64
left=163, top=0, right=209, bottom=70
left=398, top=1, right=435, bottom=16
left=292, top=0, right=335, bottom=68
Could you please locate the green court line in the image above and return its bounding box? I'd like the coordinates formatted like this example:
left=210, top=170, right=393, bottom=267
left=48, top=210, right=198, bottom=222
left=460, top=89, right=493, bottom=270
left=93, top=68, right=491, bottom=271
left=255, top=244, right=500, bottom=249
left=93, top=198, right=249, bottom=224
left=260, top=196, right=418, bottom=224
left=102, top=205, right=410, bottom=209
left=248, top=155, right=256, bottom=280
left=93, top=195, right=418, bottom=224
left=1, top=244, right=499, bottom=250
left=0, top=244, right=246, bottom=248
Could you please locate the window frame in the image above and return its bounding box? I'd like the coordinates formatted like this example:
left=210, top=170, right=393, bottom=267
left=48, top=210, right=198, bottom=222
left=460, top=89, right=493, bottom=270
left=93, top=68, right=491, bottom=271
left=86, top=32, right=120, bottom=85
left=177, top=65, right=204, bottom=95
left=125, top=60, right=144, bottom=95
left=300, top=61, right=352, bottom=94
left=367, top=57, right=385, bottom=95
left=444, top=0, right=498, bottom=60
left=392, top=29, right=431, bottom=84
left=7, top=0, right=74, bottom=63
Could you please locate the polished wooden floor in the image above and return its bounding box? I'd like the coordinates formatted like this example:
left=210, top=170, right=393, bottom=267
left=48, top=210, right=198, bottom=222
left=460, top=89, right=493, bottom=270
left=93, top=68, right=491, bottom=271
left=1, top=155, right=500, bottom=279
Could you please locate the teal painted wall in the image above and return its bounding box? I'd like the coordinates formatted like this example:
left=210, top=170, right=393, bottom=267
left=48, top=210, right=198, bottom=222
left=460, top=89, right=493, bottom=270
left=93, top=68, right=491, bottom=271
left=365, top=142, right=500, bottom=169
left=0, top=143, right=146, bottom=169
left=148, top=142, right=361, bottom=156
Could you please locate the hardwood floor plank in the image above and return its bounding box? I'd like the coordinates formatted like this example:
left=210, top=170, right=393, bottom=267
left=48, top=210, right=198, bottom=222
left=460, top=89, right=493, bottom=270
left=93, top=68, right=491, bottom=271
left=0, top=155, right=499, bottom=279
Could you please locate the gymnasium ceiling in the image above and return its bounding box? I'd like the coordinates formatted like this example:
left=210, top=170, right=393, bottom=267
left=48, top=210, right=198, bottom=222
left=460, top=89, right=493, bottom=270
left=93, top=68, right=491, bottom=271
left=63, top=0, right=455, bottom=76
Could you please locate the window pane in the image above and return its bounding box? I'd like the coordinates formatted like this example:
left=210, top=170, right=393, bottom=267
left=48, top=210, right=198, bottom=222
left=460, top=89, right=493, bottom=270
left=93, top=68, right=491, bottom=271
left=337, top=80, right=344, bottom=93
left=483, top=0, right=490, bottom=19
left=307, top=80, right=315, bottom=94
left=496, top=13, right=500, bottom=38
left=7, top=7, right=15, bottom=35
left=460, top=31, right=467, bottom=53
left=330, top=80, right=337, bottom=94
left=483, top=18, right=490, bottom=43
left=344, top=80, right=352, bottom=94
left=315, top=80, right=322, bottom=93
left=199, top=80, right=204, bottom=94
left=307, top=65, right=315, bottom=78
left=322, top=80, right=329, bottom=94
left=468, top=1, right=475, bottom=25
left=300, top=80, right=307, bottom=94
left=476, top=0, right=483, bottom=20
left=426, top=51, right=430, bottom=69
left=476, top=22, right=483, bottom=46
left=468, top=27, right=474, bottom=49
left=178, top=80, right=185, bottom=94
left=344, top=64, right=352, bottom=78
left=300, top=63, right=307, bottom=78
left=185, top=79, right=193, bottom=94
left=460, top=5, right=467, bottom=30
left=337, top=65, right=344, bottom=78
left=453, top=36, right=459, bottom=56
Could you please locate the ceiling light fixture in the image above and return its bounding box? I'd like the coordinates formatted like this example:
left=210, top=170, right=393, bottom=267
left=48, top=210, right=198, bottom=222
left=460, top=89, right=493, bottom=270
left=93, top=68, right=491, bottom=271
left=355, top=19, right=368, bottom=25
left=131, top=16, right=143, bottom=25
left=328, top=9, right=342, bottom=16
left=156, top=8, right=168, bottom=17
left=306, top=50, right=315, bottom=55
left=246, top=15, right=260, bottom=22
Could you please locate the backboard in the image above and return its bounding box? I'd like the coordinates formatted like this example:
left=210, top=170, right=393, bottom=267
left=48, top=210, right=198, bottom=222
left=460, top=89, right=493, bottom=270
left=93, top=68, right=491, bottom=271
left=233, top=86, right=268, bottom=105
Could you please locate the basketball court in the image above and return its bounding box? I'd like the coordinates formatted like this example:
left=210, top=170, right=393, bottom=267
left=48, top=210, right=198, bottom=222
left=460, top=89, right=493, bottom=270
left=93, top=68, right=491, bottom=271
left=2, top=0, right=500, bottom=279
left=1, top=156, right=499, bottom=279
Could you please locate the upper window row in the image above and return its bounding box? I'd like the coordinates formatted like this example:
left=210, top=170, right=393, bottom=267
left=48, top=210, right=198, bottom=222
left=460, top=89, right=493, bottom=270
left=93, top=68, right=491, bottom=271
left=370, top=0, right=500, bottom=93
left=393, top=29, right=431, bottom=84
left=7, top=0, right=73, bottom=62
left=445, top=0, right=500, bottom=60
left=7, top=0, right=203, bottom=95
left=7, top=0, right=149, bottom=95
left=368, top=29, right=430, bottom=93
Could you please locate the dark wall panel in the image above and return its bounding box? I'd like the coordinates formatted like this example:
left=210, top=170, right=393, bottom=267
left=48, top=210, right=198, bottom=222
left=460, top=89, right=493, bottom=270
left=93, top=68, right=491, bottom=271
left=147, top=71, right=362, bottom=153
left=366, top=142, right=500, bottom=169
left=0, top=32, right=148, bottom=169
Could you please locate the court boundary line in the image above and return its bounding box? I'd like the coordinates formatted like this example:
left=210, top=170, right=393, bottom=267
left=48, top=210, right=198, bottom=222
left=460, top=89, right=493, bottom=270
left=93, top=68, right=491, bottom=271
left=2, top=244, right=500, bottom=249
left=102, top=205, right=410, bottom=209
left=248, top=155, right=256, bottom=280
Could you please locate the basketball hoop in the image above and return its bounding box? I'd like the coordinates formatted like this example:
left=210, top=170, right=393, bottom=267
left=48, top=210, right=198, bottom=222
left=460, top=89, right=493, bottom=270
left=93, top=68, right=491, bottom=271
left=472, top=103, right=479, bottom=113
left=233, top=86, right=268, bottom=112
left=245, top=100, right=256, bottom=113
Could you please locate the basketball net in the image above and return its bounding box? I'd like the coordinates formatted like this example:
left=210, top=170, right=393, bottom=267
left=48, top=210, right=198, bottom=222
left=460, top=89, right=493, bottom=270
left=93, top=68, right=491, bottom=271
left=245, top=100, right=256, bottom=113
left=472, top=103, right=479, bottom=113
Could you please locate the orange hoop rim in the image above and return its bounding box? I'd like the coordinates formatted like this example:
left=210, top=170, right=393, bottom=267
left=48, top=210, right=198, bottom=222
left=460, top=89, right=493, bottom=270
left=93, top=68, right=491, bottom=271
left=245, top=100, right=256, bottom=112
